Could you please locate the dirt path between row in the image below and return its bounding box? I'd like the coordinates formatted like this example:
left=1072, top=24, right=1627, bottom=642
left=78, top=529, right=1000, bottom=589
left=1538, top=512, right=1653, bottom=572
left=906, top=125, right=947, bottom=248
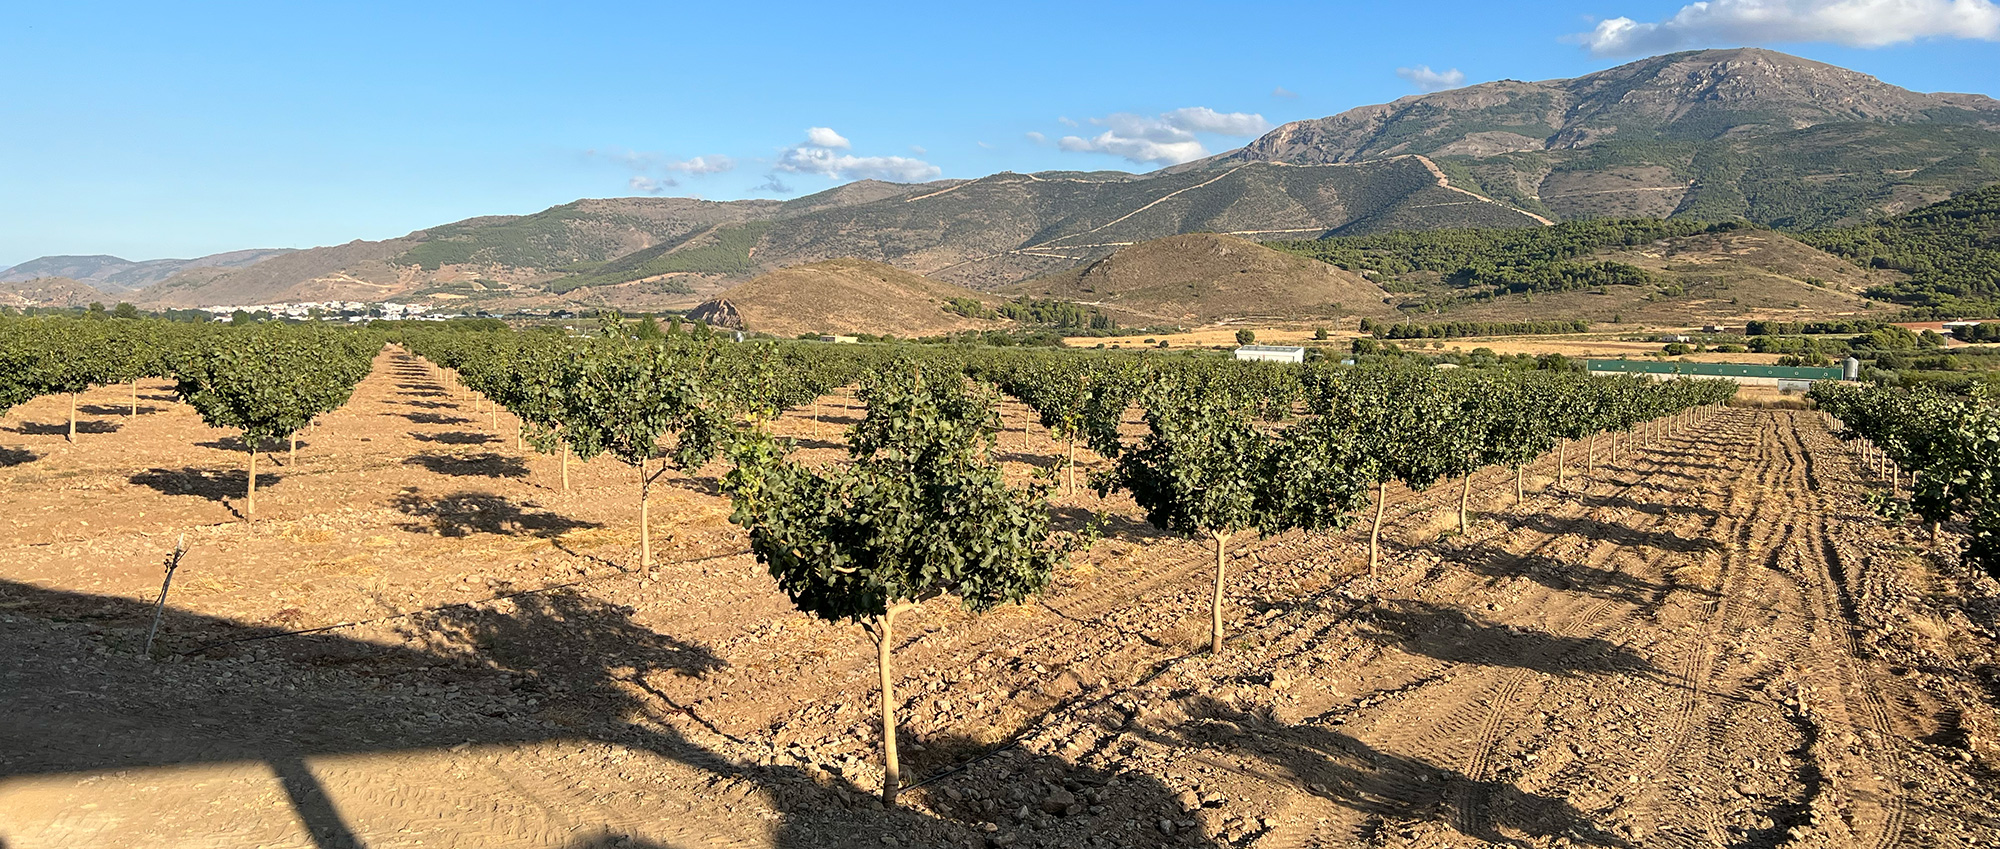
left=0, top=352, right=1994, bottom=848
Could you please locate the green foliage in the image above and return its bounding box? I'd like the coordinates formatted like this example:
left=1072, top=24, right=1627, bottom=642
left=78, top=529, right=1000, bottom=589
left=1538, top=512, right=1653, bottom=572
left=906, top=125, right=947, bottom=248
left=1362, top=318, right=1590, bottom=339
left=1269, top=218, right=1729, bottom=299
left=942, top=297, right=998, bottom=320
left=725, top=360, right=1069, bottom=624
left=1745, top=319, right=1888, bottom=335
left=995, top=298, right=1116, bottom=330
left=168, top=326, right=376, bottom=445
left=1235, top=329, right=1256, bottom=346
left=1800, top=183, right=2000, bottom=315
left=560, top=337, right=729, bottom=472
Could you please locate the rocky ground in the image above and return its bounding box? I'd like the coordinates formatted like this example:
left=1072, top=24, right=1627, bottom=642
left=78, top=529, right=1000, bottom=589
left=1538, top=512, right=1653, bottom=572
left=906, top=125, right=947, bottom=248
left=0, top=349, right=1993, bottom=848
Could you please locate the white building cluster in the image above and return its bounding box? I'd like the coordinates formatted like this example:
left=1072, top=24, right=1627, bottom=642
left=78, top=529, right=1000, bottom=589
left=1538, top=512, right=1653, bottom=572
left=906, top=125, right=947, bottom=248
left=197, top=301, right=459, bottom=323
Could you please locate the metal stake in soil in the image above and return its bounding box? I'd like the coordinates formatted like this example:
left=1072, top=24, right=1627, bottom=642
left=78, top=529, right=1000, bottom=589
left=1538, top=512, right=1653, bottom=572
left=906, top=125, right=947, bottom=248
left=145, top=535, right=189, bottom=658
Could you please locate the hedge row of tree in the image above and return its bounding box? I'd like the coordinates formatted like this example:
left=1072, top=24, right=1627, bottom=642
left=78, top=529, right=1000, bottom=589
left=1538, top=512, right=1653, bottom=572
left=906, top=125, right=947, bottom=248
left=1359, top=318, right=1590, bottom=339
left=396, top=327, right=1738, bottom=806
left=1811, top=381, right=2000, bottom=581
left=0, top=316, right=379, bottom=515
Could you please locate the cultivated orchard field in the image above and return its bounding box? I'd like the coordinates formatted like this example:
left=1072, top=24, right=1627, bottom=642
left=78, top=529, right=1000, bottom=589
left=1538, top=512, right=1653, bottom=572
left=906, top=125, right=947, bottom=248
left=0, top=317, right=1996, bottom=849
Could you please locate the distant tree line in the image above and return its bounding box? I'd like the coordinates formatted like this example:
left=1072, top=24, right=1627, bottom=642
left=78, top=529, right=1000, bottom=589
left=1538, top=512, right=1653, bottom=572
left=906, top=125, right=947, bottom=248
left=1360, top=318, right=1590, bottom=339
left=1743, top=319, right=1889, bottom=335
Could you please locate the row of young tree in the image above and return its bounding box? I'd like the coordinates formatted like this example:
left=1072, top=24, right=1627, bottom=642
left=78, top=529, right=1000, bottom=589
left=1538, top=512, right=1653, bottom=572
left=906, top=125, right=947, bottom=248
left=9, top=315, right=1738, bottom=808
left=1809, top=381, right=2000, bottom=581
left=0, top=316, right=379, bottom=515
left=400, top=325, right=1737, bottom=805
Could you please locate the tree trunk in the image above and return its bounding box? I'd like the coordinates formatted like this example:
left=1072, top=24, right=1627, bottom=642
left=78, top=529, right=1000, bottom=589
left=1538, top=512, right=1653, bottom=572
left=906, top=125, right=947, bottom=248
left=1368, top=480, right=1388, bottom=576
left=1066, top=437, right=1077, bottom=496
left=68, top=393, right=77, bottom=442
left=813, top=399, right=821, bottom=440
left=562, top=446, right=571, bottom=492
left=639, top=459, right=652, bottom=569
left=1210, top=532, right=1231, bottom=655
left=1587, top=433, right=1597, bottom=475
left=288, top=432, right=296, bottom=465
left=1515, top=463, right=1524, bottom=505
left=246, top=447, right=257, bottom=518
left=1459, top=473, right=1472, bottom=533
left=131, top=379, right=139, bottom=416
left=874, top=611, right=902, bottom=807
left=1558, top=442, right=1567, bottom=486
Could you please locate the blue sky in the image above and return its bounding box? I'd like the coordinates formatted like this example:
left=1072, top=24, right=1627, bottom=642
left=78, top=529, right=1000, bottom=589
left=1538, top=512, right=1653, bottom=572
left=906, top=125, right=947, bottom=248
left=3, top=0, right=1997, bottom=267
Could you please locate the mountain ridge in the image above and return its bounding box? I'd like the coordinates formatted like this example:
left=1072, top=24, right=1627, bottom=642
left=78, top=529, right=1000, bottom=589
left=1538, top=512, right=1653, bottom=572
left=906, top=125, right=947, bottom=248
left=11, top=48, right=1996, bottom=311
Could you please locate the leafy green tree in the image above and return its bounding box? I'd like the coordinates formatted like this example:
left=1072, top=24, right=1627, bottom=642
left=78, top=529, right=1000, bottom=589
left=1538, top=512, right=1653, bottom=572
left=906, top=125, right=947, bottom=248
left=724, top=361, right=1072, bottom=806
left=562, top=337, right=728, bottom=569
left=1102, top=377, right=1369, bottom=654
left=169, top=328, right=373, bottom=516
left=113, top=302, right=141, bottom=320
left=1235, top=328, right=1256, bottom=346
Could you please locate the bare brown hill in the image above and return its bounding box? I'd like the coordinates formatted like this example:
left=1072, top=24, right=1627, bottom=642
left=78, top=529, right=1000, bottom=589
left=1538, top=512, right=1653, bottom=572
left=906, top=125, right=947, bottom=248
left=135, top=237, right=423, bottom=307
left=687, top=259, right=1009, bottom=338
left=0, top=277, right=105, bottom=309
left=1007, top=234, right=1398, bottom=325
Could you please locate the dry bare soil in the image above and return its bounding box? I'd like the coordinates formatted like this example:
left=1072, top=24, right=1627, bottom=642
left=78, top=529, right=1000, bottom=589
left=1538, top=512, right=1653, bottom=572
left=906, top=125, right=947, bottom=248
left=1, top=349, right=1996, bottom=849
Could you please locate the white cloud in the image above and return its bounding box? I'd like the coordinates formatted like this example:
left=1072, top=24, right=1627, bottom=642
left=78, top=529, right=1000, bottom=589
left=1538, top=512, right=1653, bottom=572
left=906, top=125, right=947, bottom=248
left=909, top=144, right=928, bottom=155
left=1162, top=106, right=1273, bottom=135
left=1272, top=86, right=1300, bottom=99
left=1574, top=0, right=2000, bottom=55
left=773, top=129, right=941, bottom=182
left=1396, top=65, right=1467, bottom=92
left=1057, top=116, right=1079, bottom=127
left=665, top=155, right=734, bottom=175
left=805, top=127, right=851, bottom=149
left=1052, top=107, right=1272, bottom=166
left=629, top=176, right=677, bottom=194
left=1025, top=131, right=1047, bottom=144
left=751, top=174, right=793, bottom=194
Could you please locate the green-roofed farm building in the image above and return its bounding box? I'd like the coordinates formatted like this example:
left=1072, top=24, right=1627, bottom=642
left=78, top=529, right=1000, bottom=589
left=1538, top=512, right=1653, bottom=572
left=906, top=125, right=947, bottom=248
left=1586, top=359, right=1846, bottom=392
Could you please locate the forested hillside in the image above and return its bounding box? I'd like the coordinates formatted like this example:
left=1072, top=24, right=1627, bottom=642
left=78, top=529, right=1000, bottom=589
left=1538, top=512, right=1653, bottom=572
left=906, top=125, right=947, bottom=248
left=1800, top=184, right=2000, bottom=317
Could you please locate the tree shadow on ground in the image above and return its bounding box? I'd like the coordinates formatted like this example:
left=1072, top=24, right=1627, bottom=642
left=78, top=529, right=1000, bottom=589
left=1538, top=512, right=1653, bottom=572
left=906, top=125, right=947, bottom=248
left=1449, top=542, right=1703, bottom=609
left=398, top=400, right=459, bottom=410
left=1492, top=513, right=1721, bottom=555
left=405, top=452, right=529, bottom=479
left=412, top=430, right=500, bottom=446
left=1350, top=598, right=1659, bottom=680
left=14, top=419, right=121, bottom=436
left=1051, top=505, right=1162, bottom=543
left=198, top=436, right=306, bottom=454
left=0, top=579, right=1212, bottom=849
left=391, top=490, right=599, bottom=539
left=397, top=411, right=475, bottom=425
left=0, top=446, right=38, bottom=467
left=1144, top=698, right=1632, bottom=848
left=79, top=403, right=164, bottom=416
left=130, top=467, right=278, bottom=505
left=1577, top=492, right=1720, bottom=521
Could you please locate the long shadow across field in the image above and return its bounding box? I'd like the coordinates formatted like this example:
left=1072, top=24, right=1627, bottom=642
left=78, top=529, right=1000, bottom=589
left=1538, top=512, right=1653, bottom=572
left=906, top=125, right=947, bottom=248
left=1350, top=598, right=1659, bottom=680
left=1450, top=541, right=1704, bottom=610
left=0, top=579, right=1218, bottom=849
left=1141, top=699, right=1631, bottom=847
